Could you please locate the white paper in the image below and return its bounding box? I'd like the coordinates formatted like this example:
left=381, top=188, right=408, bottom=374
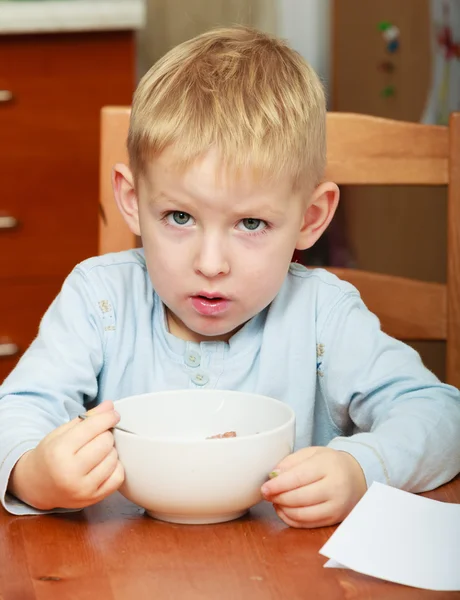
left=319, top=482, right=460, bottom=591
left=324, top=558, right=346, bottom=569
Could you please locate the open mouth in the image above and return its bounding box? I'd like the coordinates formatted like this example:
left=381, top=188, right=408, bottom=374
left=191, top=294, right=230, bottom=316
left=197, top=294, right=223, bottom=302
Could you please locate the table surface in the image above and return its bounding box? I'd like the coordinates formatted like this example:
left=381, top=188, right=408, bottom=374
left=1, top=476, right=459, bottom=600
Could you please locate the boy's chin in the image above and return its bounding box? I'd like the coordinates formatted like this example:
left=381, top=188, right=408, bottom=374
left=167, top=309, right=244, bottom=342
left=187, top=321, right=243, bottom=342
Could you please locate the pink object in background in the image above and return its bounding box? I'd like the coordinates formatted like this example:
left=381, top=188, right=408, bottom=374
left=422, top=0, right=460, bottom=124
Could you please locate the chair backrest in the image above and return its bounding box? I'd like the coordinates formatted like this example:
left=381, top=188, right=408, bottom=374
left=99, top=108, right=460, bottom=387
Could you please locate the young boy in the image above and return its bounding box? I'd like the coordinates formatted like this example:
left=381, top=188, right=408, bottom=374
left=1, top=26, right=459, bottom=528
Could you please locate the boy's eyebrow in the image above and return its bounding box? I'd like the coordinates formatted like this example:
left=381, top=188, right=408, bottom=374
left=148, top=191, right=191, bottom=208
left=149, top=191, right=288, bottom=218
left=148, top=192, right=202, bottom=215
left=229, top=204, right=287, bottom=220
left=148, top=192, right=168, bottom=204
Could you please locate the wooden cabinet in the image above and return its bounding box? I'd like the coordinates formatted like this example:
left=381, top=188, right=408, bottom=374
left=332, top=0, right=447, bottom=379
left=0, top=31, right=136, bottom=382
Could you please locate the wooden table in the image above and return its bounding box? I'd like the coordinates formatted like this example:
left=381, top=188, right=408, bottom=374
left=1, top=477, right=459, bottom=600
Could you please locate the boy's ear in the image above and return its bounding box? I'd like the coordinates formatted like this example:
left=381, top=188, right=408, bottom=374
left=296, top=182, right=340, bottom=250
left=112, top=163, right=141, bottom=237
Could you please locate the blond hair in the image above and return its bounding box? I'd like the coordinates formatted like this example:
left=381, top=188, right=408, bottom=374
left=128, top=26, right=326, bottom=188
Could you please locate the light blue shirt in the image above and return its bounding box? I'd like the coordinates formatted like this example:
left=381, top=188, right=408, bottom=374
left=1, top=249, right=460, bottom=515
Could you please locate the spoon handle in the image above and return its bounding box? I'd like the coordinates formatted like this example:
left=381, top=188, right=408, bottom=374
left=78, top=413, right=134, bottom=435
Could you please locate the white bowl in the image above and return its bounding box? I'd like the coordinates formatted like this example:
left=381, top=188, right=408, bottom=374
left=113, top=389, right=295, bottom=525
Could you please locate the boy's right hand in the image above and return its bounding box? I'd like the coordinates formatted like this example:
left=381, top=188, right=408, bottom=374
left=8, top=400, right=125, bottom=511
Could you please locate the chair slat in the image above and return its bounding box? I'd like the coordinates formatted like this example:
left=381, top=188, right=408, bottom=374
left=446, top=113, right=460, bottom=387
left=326, top=113, right=448, bottom=185
left=98, top=109, right=459, bottom=385
left=328, top=268, right=447, bottom=340
left=99, top=107, right=134, bottom=255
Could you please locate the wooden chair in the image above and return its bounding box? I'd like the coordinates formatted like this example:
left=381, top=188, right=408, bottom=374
left=99, top=108, right=460, bottom=387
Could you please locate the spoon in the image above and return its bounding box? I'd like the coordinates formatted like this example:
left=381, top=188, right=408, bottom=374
left=78, top=413, right=136, bottom=435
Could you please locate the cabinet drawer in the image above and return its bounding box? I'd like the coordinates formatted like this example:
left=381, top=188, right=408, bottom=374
left=0, top=31, right=135, bottom=280
left=0, top=278, right=63, bottom=382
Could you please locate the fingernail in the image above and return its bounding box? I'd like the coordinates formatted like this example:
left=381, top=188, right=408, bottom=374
left=269, top=470, right=280, bottom=479
left=261, top=484, right=269, bottom=496
left=114, top=410, right=120, bottom=419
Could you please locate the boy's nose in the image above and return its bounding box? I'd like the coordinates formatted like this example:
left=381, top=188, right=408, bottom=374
left=194, top=236, right=230, bottom=278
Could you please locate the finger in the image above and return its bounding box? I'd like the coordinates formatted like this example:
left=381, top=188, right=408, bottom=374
left=48, top=401, right=116, bottom=441
left=92, top=458, right=125, bottom=500
left=84, top=447, right=120, bottom=490
left=75, top=430, right=115, bottom=474
left=47, top=415, right=85, bottom=440
left=265, top=478, right=328, bottom=508
left=275, top=447, right=321, bottom=472
left=67, top=459, right=125, bottom=510
left=262, top=459, right=325, bottom=497
left=68, top=410, right=120, bottom=453
left=275, top=503, right=337, bottom=529
left=87, top=400, right=115, bottom=415
left=275, top=505, right=300, bottom=528
left=275, top=507, right=335, bottom=529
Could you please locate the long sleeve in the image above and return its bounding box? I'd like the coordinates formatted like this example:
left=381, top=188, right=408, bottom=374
left=0, top=267, right=104, bottom=514
left=320, top=290, right=460, bottom=492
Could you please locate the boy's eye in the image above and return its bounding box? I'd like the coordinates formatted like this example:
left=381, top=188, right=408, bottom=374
left=238, top=218, right=266, bottom=232
left=167, top=211, right=193, bottom=226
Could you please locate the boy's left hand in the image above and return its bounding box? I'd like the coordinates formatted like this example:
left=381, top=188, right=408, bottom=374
left=261, top=447, right=367, bottom=529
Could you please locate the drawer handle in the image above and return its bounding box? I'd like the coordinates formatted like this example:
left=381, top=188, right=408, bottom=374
left=0, top=90, right=13, bottom=103
left=0, top=216, right=19, bottom=230
left=0, top=343, right=19, bottom=358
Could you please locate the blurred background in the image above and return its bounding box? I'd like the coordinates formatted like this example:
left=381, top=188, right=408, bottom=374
left=1, top=0, right=459, bottom=380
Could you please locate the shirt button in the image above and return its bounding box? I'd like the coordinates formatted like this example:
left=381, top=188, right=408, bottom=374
left=185, top=350, right=201, bottom=368
left=192, top=372, right=209, bottom=386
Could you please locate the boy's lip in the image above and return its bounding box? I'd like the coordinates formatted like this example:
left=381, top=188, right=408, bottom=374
left=193, top=291, right=230, bottom=300
left=190, top=294, right=230, bottom=316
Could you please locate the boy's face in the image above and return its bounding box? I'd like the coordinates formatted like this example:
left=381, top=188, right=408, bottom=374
left=114, top=149, right=338, bottom=343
